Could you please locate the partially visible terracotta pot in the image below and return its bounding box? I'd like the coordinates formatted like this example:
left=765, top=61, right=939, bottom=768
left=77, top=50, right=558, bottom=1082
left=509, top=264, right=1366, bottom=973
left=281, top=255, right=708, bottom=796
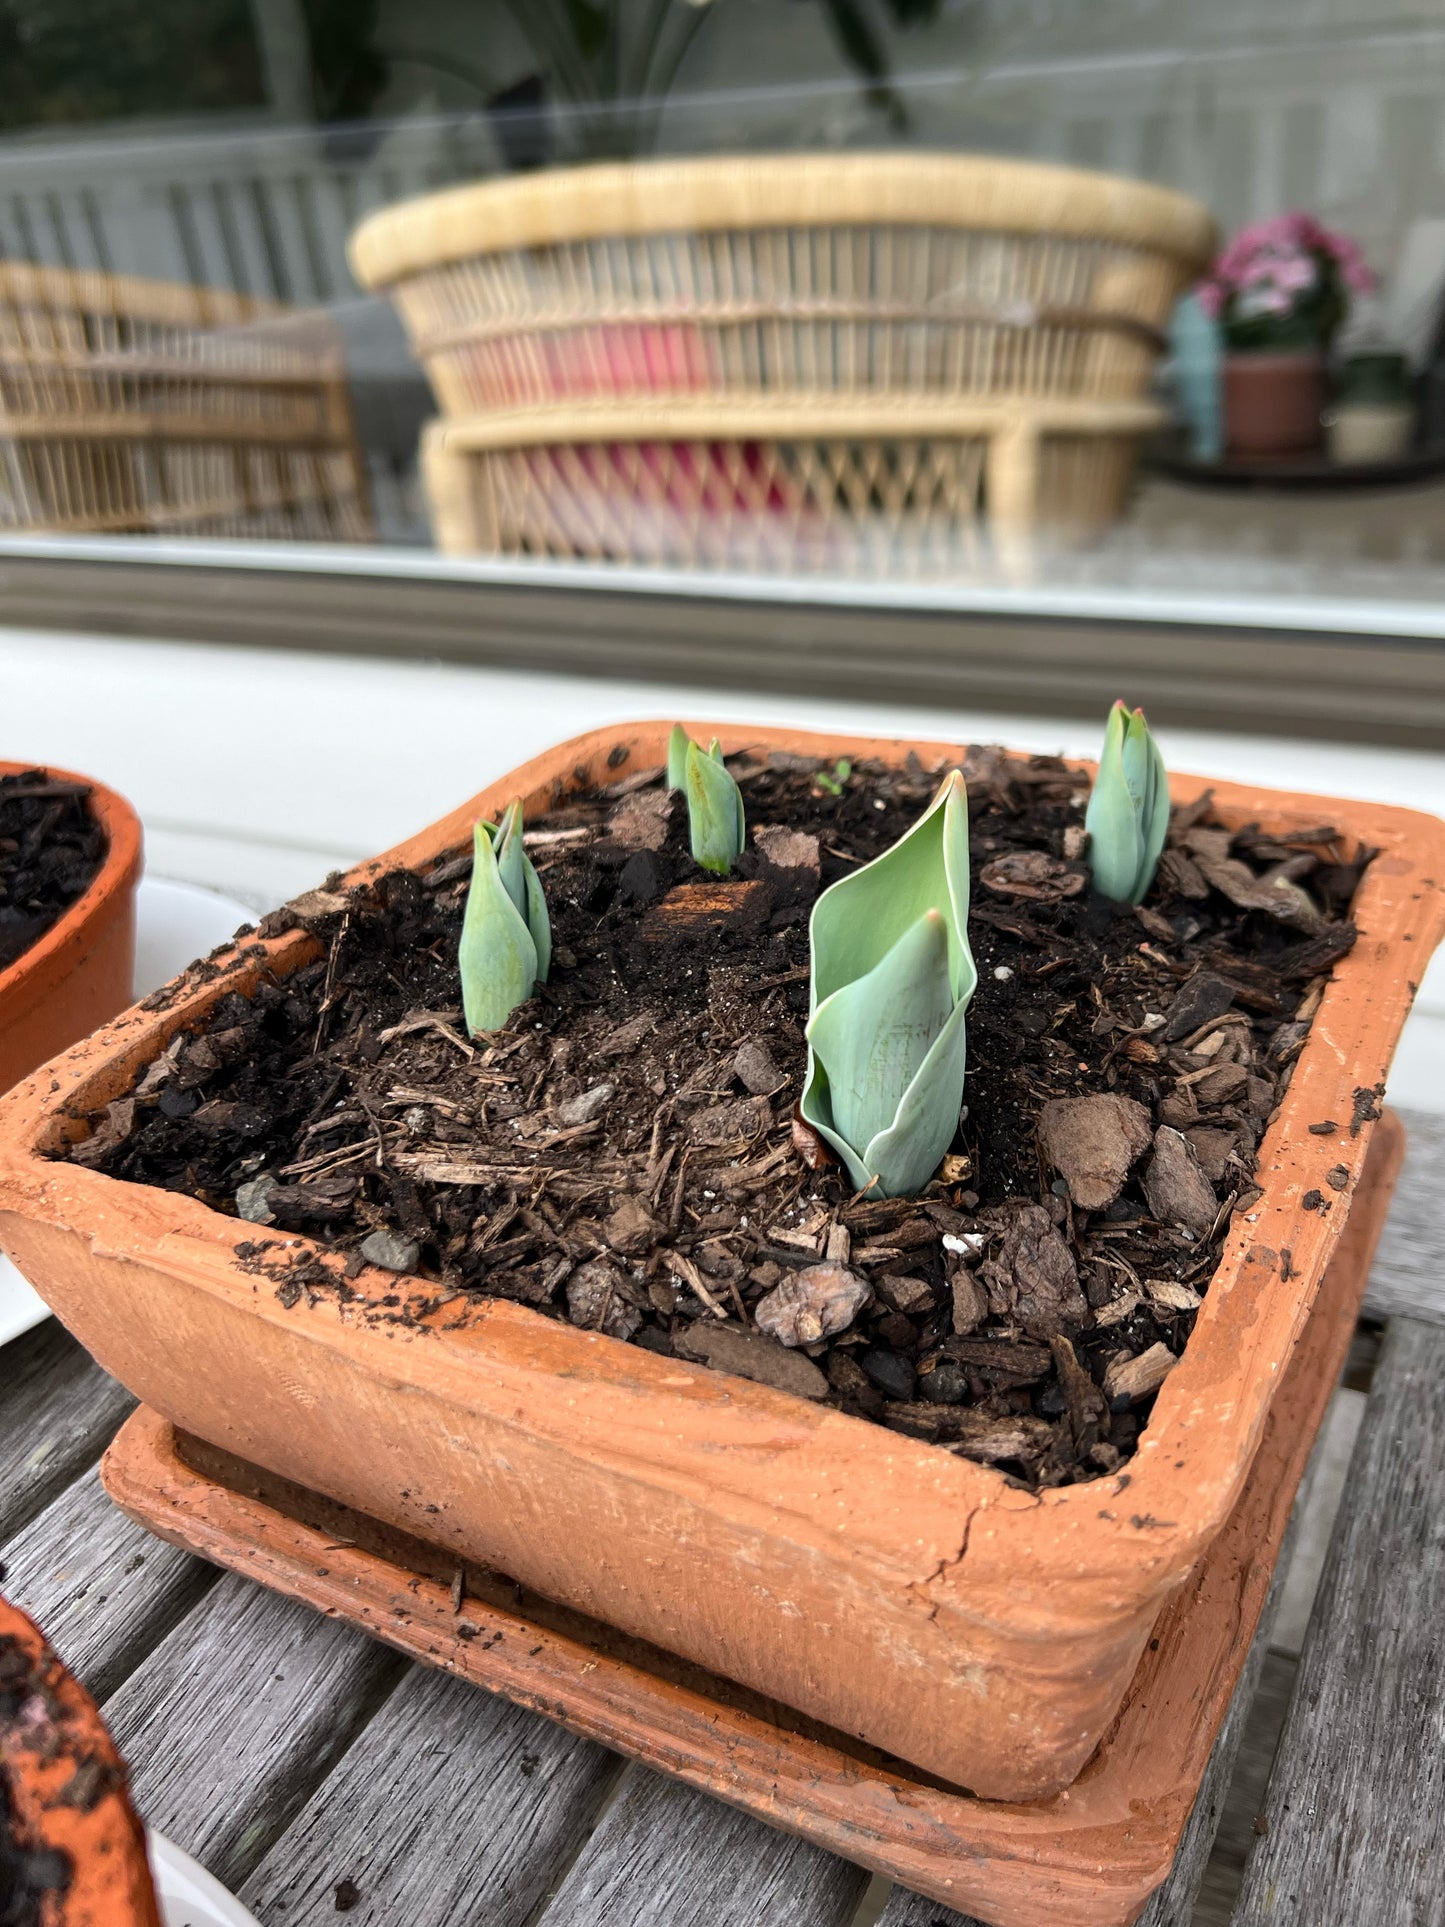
left=0, top=1593, right=161, bottom=1927
left=0, top=724, right=1441, bottom=1806
left=1223, top=348, right=1325, bottom=455
left=0, top=765, right=142, bottom=1099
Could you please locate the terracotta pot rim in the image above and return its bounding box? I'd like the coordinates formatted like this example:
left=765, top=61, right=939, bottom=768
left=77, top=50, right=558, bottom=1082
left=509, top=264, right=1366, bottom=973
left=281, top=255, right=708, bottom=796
left=0, top=1592, right=160, bottom=1926
left=2, top=723, right=1442, bottom=1592
left=0, top=759, right=143, bottom=1008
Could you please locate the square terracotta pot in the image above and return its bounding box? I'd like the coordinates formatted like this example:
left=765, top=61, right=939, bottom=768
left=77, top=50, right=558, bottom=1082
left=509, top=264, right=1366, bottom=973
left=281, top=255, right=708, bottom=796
left=0, top=723, right=1440, bottom=1805
left=95, top=1110, right=1401, bottom=1927
left=0, top=762, right=141, bottom=1096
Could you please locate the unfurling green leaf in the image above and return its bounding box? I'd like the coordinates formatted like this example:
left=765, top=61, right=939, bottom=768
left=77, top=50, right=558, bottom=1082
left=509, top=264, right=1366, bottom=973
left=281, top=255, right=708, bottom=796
left=666, top=723, right=691, bottom=791
left=1085, top=702, right=1170, bottom=904
left=489, top=798, right=551, bottom=982
left=682, top=735, right=746, bottom=875
left=459, top=798, right=551, bottom=1036
left=801, top=770, right=976, bottom=1198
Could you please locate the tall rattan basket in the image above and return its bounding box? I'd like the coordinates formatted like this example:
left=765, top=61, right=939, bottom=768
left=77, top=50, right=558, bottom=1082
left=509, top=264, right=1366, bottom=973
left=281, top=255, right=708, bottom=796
left=350, top=153, right=1215, bottom=562
left=0, top=261, right=372, bottom=541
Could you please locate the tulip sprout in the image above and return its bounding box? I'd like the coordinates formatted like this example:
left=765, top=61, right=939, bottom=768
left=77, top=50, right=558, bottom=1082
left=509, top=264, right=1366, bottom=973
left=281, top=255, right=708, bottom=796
left=458, top=799, right=551, bottom=1036
left=800, top=770, right=976, bottom=1198
left=666, top=723, right=690, bottom=792
left=668, top=726, right=746, bottom=876
left=1085, top=702, right=1170, bottom=905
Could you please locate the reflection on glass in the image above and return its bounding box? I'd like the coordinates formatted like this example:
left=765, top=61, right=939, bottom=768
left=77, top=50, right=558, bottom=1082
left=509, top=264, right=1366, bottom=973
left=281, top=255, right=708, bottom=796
left=0, top=0, right=1439, bottom=603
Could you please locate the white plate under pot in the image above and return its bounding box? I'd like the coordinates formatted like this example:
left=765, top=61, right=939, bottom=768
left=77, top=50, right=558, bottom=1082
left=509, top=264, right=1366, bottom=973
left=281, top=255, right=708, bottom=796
left=0, top=877, right=256, bottom=1348
left=149, top=1830, right=261, bottom=1927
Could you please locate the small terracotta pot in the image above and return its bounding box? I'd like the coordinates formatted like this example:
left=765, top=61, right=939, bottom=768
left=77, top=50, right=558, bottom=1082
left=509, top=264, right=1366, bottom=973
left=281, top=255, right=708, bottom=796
left=0, top=1592, right=161, bottom=1927
left=0, top=764, right=142, bottom=1099
left=0, top=724, right=1441, bottom=1805
left=1223, top=348, right=1326, bottom=455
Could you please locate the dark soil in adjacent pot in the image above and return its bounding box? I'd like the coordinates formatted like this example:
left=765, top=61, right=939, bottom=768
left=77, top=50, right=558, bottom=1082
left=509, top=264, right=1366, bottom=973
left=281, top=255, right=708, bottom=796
left=69, top=747, right=1370, bottom=1488
left=0, top=1634, right=72, bottom=1927
left=0, top=1774, right=67, bottom=1927
left=0, top=772, right=107, bottom=972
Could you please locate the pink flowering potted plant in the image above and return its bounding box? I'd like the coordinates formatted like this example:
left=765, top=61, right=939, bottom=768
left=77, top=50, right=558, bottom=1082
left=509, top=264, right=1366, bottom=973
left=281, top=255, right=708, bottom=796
left=1196, top=212, right=1373, bottom=456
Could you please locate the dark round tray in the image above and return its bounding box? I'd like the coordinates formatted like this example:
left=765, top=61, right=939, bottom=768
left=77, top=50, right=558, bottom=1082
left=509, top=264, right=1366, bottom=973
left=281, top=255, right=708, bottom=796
left=1148, top=438, right=1445, bottom=490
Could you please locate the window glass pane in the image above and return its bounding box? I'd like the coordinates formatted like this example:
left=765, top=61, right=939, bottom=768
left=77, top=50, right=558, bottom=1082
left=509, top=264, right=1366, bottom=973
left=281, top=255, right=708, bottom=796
left=0, top=0, right=1439, bottom=625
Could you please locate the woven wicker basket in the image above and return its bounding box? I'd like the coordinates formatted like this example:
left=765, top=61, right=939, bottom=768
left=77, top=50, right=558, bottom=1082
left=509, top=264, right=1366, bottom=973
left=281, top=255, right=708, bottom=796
left=420, top=395, right=1165, bottom=569
left=0, top=261, right=372, bottom=540
left=351, top=153, right=1213, bottom=558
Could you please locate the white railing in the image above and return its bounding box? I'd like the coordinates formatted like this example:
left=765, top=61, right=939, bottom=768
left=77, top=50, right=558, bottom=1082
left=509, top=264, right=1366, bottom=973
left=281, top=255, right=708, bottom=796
left=0, top=10, right=1443, bottom=310
left=0, top=115, right=498, bottom=304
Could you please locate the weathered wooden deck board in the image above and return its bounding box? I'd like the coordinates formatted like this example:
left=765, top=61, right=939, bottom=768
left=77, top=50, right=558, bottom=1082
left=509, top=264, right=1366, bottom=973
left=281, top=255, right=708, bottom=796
left=874, top=1882, right=984, bottom=1925
left=102, top=1571, right=406, bottom=1890
left=1266, top=1387, right=1367, bottom=1660
left=239, top=1661, right=623, bottom=1925
left=533, top=1764, right=872, bottom=1927
left=1233, top=1314, right=1445, bottom=1926
left=0, top=1319, right=133, bottom=1542
left=1130, top=1388, right=1337, bottom=1927
left=1131, top=1584, right=1286, bottom=1923
left=1363, top=1108, right=1445, bottom=1326
left=0, top=1463, right=215, bottom=1702
left=1190, top=1652, right=1298, bottom=1927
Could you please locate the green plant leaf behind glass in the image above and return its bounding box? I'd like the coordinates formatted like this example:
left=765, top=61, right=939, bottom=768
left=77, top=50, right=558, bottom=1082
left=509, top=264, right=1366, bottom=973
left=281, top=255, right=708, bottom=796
left=683, top=735, right=746, bottom=875
left=1084, top=702, right=1170, bottom=904
left=801, top=769, right=976, bottom=1197
left=458, top=799, right=551, bottom=1036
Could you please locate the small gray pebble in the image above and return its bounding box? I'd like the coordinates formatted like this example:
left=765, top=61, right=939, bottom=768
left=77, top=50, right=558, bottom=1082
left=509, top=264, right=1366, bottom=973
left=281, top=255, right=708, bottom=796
left=918, top=1358, right=969, bottom=1405
left=733, top=1038, right=783, bottom=1096
left=359, top=1230, right=420, bottom=1273
left=555, top=1082, right=616, bottom=1129
left=860, top=1347, right=917, bottom=1402
left=235, top=1176, right=277, bottom=1225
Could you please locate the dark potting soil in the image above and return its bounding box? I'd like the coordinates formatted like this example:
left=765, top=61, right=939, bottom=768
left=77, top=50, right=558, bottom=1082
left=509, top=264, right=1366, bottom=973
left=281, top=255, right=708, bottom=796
left=0, top=771, right=106, bottom=973
left=71, top=747, right=1371, bottom=1488
left=0, top=1633, right=77, bottom=1927
left=0, top=1772, right=62, bottom=1927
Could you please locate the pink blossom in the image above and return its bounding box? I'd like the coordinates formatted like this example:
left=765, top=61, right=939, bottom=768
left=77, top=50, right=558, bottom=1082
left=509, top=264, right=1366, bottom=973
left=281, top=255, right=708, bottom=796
left=1289, top=213, right=1328, bottom=251
left=1204, top=208, right=1374, bottom=312
left=1273, top=255, right=1318, bottom=293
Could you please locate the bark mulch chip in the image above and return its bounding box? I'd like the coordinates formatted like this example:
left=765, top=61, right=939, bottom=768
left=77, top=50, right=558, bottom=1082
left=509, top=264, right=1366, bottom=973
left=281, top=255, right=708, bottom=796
left=0, top=771, right=106, bottom=973
left=68, top=749, right=1368, bottom=1489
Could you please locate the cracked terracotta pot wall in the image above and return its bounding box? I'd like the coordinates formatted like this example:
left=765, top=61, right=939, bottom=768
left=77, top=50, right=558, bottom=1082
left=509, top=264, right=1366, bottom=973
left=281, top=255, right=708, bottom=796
left=0, top=723, right=1440, bottom=1804
left=0, top=1593, right=161, bottom=1927
left=0, top=763, right=142, bottom=1098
